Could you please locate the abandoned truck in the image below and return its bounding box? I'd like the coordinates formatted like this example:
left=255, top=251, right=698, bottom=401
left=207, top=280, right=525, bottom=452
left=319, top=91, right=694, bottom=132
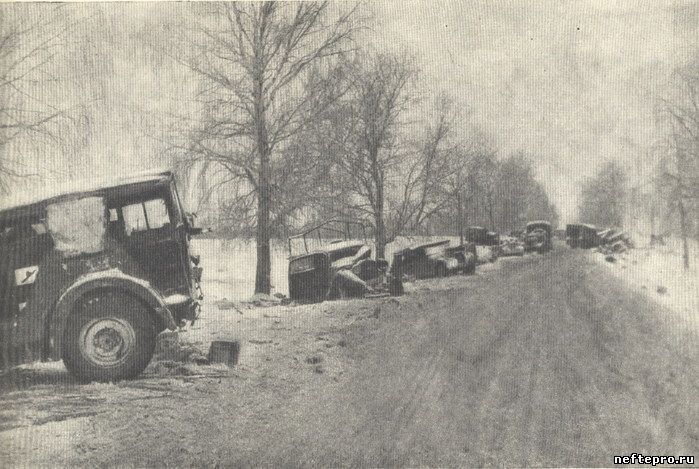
left=287, top=220, right=403, bottom=303
left=0, top=170, right=203, bottom=382
left=524, top=220, right=553, bottom=253
left=465, top=226, right=500, bottom=263
left=566, top=223, right=600, bottom=249
left=498, top=235, right=525, bottom=257
left=397, top=240, right=476, bottom=279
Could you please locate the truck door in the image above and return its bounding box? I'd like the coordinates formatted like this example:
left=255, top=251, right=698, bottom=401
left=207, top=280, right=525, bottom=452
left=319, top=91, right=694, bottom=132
left=118, top=196, right=189, bottom=296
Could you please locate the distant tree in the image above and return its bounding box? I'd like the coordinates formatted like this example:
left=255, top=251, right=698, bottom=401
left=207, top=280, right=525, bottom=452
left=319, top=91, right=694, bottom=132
left=170, top=2, right=361, bottom=294
left=440, top=123, right=494, bottom=243
left=0, top=6, right=71, bottom=191
left=494, top=152, right=534, bottom=230
left=318, top=51, right=419, bottom=258
left=578, top=160, right=627, bottom=229
left=654, top=55, right=699, bottom=268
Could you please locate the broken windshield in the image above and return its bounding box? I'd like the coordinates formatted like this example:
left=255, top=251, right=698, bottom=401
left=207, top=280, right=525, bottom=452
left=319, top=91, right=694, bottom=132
left=46, top=196, right=107, bottom=257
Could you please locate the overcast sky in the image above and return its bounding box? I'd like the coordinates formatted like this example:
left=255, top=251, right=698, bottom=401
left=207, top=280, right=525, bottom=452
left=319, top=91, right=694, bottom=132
left=370, top=0, right=699, bottom=221
left=5, top=1, right=699, bottom=222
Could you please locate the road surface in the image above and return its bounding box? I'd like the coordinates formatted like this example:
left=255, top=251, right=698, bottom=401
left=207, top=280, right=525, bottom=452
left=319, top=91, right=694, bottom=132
left=1, top=247, right=697, bottom=466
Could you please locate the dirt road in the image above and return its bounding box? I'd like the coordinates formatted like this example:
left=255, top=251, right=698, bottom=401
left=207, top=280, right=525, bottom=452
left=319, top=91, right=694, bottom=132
left=1, top=248, right=697, bottom=467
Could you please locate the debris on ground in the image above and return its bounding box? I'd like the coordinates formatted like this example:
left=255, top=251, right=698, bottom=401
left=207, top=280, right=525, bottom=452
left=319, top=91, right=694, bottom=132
left=248, top=339, right=273, bottom=345
left=208, top=341, right=240, bottom=366
left=244, top=293, right=291, bottom=307
left=214, top=298, right=244, bottom=314
left=305, top=354, right=323, bottom=365
left=154, top=332, right=207, bottom=363
left=594, top=229, right=635, bottom=260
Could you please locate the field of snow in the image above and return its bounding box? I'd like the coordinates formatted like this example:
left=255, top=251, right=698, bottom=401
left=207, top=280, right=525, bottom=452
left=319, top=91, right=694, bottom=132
left=591, top=236, right=699, bottom=334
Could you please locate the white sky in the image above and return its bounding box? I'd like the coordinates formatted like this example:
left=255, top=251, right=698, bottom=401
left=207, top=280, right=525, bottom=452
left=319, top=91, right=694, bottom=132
left=371, top=0, right=698, bottom=221
left=5, top=1, right=699, bottom=223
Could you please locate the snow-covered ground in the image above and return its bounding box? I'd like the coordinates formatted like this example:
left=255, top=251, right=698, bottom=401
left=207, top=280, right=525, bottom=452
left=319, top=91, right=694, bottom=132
left=590, top=236, right=698, bottom=333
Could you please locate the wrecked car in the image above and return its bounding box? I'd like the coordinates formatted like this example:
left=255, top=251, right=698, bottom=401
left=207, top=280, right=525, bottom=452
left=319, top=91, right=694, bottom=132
left=397, top=240, right=476, bottom=279
left=596, top=229, right=634, bottom=253
left=287, top=220, right=403, bottom=303
left=466, top=226, right=500, bottom=263
left=524, top=221, right=553, bottom=253
left=498, top=236, right=524, bottom=257
left=0, top=170, right=203, bottom=382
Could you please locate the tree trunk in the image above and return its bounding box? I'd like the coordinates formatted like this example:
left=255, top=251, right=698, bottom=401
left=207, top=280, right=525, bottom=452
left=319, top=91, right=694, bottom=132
left=487, top=192, right=496, bottom=232
left=375, top=186, right=386, bottom=260
left=457, top=190, right=464, bottom=245
left=253, top=20, right=271, bottom=295
left=255, top=152, right=272, bottom=294
left=678, top=197, right=690, bottom=269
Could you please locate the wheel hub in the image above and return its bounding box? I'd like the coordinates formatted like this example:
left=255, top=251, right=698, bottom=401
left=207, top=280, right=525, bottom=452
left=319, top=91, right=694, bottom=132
left=79, top=318, right=135, bottom=366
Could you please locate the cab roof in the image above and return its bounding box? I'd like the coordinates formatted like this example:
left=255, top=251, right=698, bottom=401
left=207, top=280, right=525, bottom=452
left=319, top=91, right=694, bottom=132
left=0, top=170, right=173, bottom=216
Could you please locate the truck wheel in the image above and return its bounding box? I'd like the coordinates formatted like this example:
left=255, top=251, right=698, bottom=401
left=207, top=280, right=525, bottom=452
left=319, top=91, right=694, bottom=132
left=62, top=291, right=156, bottom=382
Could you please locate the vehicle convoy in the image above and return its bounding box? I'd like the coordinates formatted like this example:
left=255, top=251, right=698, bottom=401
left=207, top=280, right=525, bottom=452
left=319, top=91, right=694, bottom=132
left=287, top=220, right=403, bottom=303
left=524, top=220, right=553, bottom=253
left=465, top=226, right=500, bottom=262
left=397, top=239, right=477, bottom=279
left=566, top=223, right=600, bottom=249
left=0, top=170, right=203, bottom=382
left=498, top=235, right=525, bottom=257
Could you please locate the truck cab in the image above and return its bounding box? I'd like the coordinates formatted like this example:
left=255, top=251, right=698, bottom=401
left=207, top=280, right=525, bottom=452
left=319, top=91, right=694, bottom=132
left=0, top=170, right=202, bottom=382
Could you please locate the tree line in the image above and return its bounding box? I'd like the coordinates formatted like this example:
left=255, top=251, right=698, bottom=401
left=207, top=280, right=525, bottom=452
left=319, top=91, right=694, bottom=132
left=162, top=2, right=558, bottom=293
left=0, top=2, right=559, bottom=294
left=576, top=52, right=698, bottom=269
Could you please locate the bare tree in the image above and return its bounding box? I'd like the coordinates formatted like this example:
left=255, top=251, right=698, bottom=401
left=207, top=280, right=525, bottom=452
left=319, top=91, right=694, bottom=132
left=169, top=2, right=361, bottom=294
left=429, top=107, right=494, bottom=242
left=654, top=55, right=699, bottom=269
left=0, top=6, right=71, bottom=191
left=578, top=160, right=627, bottom=229
left=319, top=51, right=418, bottom=258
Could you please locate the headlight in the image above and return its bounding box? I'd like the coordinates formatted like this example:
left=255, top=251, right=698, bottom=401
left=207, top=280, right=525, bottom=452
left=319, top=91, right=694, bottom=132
left=290, top=256, right=315, bottom=273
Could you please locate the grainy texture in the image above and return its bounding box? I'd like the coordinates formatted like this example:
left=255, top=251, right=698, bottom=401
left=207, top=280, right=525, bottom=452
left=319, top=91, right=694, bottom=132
left=1, top=249, right=696, bottom=467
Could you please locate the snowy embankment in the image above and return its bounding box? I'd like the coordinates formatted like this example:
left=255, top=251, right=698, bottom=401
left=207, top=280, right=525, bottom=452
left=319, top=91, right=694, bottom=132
left=590, top=236, right=698, bottom=334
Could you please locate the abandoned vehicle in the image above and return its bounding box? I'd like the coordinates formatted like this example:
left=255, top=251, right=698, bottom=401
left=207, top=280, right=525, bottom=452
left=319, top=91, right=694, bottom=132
left=0, top=170, right=203, bottom=382
left=465, top=226, right=500, bottom=262
left=498, top=235, right=525, bottom=257
left=566, top=223, right=600, bottom=249
left=565, top=223, right=582, bottom=247
left=287, top=220, right=403, bottom=303
left=397, top=240, right=477, bottom=279
left=524, top=221, right=553, bottom=253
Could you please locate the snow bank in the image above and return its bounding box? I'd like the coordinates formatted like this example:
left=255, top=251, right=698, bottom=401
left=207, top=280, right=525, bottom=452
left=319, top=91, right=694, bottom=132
left=591, top=237, right=698, bottom=333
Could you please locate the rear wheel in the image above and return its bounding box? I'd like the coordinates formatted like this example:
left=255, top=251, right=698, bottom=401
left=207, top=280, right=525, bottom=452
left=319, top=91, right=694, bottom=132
left=62, top=291, right=157, bottom=382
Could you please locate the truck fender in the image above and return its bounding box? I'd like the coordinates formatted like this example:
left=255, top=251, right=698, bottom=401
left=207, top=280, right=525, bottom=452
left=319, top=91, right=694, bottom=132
left=47, top=269, right=176, bottom=360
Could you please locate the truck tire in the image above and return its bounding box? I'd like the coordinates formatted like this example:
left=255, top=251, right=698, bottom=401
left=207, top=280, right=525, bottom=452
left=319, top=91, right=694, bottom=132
left=62, top=291, right=156, bottom=382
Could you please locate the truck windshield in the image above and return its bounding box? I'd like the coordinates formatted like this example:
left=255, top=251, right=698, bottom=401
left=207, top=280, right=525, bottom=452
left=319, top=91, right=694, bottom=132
left=46, top=196, right=107, bottom=257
